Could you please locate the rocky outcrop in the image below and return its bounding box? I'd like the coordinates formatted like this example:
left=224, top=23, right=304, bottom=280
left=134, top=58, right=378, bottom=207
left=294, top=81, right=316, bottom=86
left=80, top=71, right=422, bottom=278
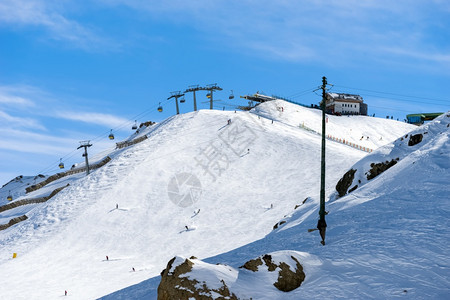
left=366, top=158, right=399, bottom=180
left=1, top=184, right=69, bottom=213
left=240, top=254, right=305, bottom=292
left=115, top=136, right=148, bottom=149
left=158, top=252, right=306, bottom=298
left=0, top=184, right=70, bottom=231
left=273, top=220, right=286, bottom=230
left=26, top=157, right=111, bottom=193
left=408, top=133, right=423, bottom=146
left=0, top=215, right=28, bottom=231
left=274, top=256, right=305, bottom=292
left=158, top=256, right=237, bottom=300
left=335, top=169, right=356, bottom=197
left=139, top=121, right=156, bottom=128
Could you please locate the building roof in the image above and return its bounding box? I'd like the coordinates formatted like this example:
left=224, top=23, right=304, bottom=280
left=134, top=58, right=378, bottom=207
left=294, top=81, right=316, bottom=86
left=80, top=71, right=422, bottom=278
left=327, top=92, right=363, bottom=102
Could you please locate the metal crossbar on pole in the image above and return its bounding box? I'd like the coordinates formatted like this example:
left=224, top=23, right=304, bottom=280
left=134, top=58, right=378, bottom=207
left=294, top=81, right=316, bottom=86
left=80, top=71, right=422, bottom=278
left=185, top=84, right=223, bottom=110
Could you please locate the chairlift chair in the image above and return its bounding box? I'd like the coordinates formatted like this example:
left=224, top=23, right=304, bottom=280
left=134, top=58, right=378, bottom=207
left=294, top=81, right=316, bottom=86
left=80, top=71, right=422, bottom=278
left=229, top=90, right=234, bottom=100
left=180, top=96, right=186, bottom=103
left=108, top=129, right=115, bottom=140
left=158, top=103, right=163, bottom=112
left=7, top=191, right=12, bottom=201
left=206, top=93, right=211, bottom=98
left=132, top=120, right=138, bottom=130
left=58, top=158, right=65, bottom=169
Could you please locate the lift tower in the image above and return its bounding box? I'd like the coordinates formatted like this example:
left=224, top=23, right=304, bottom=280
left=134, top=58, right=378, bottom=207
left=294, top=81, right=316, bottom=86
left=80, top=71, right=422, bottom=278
left=168, top=91, right=185, bottom=115
left=205, top=83, right=222, bottom=110
left=184, top=85, right=202, bottom=111
left=77, top=141, right=92, bottom=176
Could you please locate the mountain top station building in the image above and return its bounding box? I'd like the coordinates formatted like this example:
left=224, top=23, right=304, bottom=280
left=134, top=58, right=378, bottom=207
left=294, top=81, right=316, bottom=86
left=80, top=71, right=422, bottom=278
left=325, top=93, right=368, bottom=116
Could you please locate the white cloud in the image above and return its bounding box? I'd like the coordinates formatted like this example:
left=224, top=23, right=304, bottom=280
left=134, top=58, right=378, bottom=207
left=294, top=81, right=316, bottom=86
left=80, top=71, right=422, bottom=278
left=54, top=111, right=131, bottom=128
left=0, top=94, right=34, bottom=107
left=0, top=128, right=76, bottom=154
left=97, top=0, right=450, bottom=69
left=0, top=86, right=37, bottom=107
left=0, top=0, right=114, bottom=50
left=0, top=111, right=46, bottom=130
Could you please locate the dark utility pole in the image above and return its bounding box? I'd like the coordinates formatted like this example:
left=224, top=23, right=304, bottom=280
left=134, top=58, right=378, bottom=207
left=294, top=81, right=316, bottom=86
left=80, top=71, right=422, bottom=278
left=168, top=91, right=185, bottom=115
left=77, top=141, right=92, bottom=176
left=317, top=76, right=328, bottom=245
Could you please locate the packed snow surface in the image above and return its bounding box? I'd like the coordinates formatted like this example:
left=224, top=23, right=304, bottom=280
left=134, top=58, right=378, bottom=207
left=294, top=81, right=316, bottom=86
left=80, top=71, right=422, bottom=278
left=1, top=101, right=442, bottom=300
left=104, top=111, right=450, bottom=299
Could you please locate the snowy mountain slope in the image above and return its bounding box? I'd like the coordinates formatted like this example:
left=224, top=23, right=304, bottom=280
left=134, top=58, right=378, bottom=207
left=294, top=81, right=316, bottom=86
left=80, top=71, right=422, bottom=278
left=333, top=111, right=450, bottom=200
left=104, top=112, right=449, bottom=299
left=0, top=175, right=48, bottom=206
left=0, top=103, right=421, bottom=300
left=253, top=99, right=416, bottom=150
left=0, top=120, right=168, bottom=228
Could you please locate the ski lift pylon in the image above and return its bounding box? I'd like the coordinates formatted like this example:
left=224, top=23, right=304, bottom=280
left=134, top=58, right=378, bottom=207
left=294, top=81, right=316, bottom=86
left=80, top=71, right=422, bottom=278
left=108, top=129, right=115, bottom=140
left=58, top=158, right=65, bottom=169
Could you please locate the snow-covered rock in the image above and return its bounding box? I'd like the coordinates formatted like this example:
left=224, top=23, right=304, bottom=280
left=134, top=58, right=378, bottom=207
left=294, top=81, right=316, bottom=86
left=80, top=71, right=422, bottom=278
left=158, top=251, right=306, bottom=299
left=334, top=111, right=450, bottom=198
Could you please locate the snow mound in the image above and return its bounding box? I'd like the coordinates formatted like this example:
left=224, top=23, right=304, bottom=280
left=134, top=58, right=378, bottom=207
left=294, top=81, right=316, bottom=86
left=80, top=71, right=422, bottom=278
left=158, top=251, right=315, bottom=299
left=335, top=111, right=450, bottom=199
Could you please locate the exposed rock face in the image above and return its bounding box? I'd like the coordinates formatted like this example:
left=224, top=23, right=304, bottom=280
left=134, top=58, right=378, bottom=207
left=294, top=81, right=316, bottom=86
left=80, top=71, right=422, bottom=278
left=348, top=185, right=358, bottom=193
left=274, top=256, right=305, bottom=292
left=158, top=256, right=237, bottom=300
left=158, top=252, right=306, bottom=298
left=336, top=169, right=356, bottom=197
left=366, top=158, right=399, bottom=180
left=0, top=215, right=28, bottom=231
left=240, top=254, right=305, bottom=292
left=273, top=220, right=286, bottom=230
left=408, top=133, right=423, bottom=146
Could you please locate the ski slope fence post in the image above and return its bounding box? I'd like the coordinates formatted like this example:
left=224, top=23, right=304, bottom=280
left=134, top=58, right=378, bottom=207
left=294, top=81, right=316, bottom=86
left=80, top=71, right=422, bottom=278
left=326, top=134, right=372, bottom=153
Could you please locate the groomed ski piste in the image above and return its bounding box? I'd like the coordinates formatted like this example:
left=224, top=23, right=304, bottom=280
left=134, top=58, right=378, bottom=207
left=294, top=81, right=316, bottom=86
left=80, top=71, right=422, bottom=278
left=1, top=100, right=448, bottom=299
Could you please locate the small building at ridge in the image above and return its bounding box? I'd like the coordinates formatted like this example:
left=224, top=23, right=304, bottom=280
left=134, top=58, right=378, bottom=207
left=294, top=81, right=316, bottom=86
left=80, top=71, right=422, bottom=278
left=325, top=93, right=368, bottom=116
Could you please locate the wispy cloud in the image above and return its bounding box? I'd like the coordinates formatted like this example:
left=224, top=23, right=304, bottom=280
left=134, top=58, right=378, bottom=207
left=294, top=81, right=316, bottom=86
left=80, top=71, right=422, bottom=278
left=99, top=0, right=450, bottom=70
left=0, top=86, right=37, bottom=107
left=0, top=83, right=132, bottom=129
left=0, top=128, right=76, bottom=155
left=0, top=0, right=114, bottom=51
left=0, top=111, right=46, bottom=130
left=54, top=111, right=131, bottom=128
left=0, top=94, right=34, bottom=107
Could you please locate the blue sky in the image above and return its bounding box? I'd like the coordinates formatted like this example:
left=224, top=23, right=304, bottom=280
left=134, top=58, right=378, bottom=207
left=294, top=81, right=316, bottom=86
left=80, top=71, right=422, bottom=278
left=1, top=0, right=449, bottom=186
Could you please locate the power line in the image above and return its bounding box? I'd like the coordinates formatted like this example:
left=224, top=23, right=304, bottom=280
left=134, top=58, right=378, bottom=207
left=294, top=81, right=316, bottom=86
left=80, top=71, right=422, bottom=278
left=333, top=85, right=450, bottom=104
left=287, top=87, right=318, bottom=99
